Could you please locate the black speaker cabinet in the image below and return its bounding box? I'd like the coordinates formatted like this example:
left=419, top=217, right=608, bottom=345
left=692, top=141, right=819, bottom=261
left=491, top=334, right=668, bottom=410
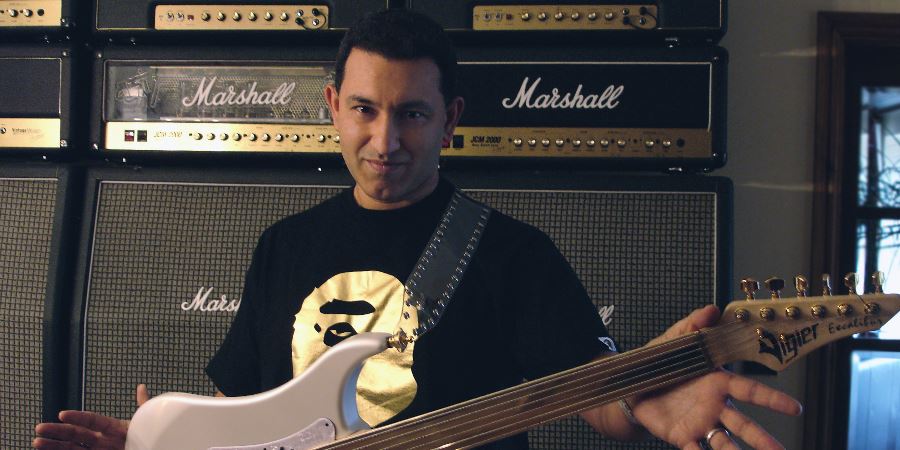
left=0, top=163, right=79, bottom=449
left=71, top=166, right=731, bottom=449
left=0, top=44, right=73, bottom=154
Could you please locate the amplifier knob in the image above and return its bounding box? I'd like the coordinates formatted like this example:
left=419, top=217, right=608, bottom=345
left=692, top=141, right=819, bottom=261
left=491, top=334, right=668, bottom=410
left=207, top=133, right=215, bottom=140
left=280, top=12, right=289, bottom=21
left=311, top=18, right=321, bottom=27
left=520, top=12, right=531, bottom=21
left=24, top=8, right=34, bottom=17
left=587, top=139, right=596, bottom=147
left=233, top=133, right=242, bottom=141
left=166, top=12, right=174, bottom=21
left=248, top=11, right=257, bottom=21
left=541, top=138, right=550, bottom=147
left=201, top=12, right=211, bottom=21
left=555, top=139, right=565, bottom=147
left=233, top=12, right=241, bottom=21
left=604, top=11, right=615, bottom=21
left=193, top=133, right=202, bottom=140
left=217, top=11, right=226, bottom=21
left=8, top=9, right=17, bottom=18
left=662, top=140, right=672, bottom=148
left=527, top=139, right=537, bottom=147
left=616, top=139, right=627, bottom=148
left=291, top=134, right=300, bottom=142
left=572, top=139, right=581, bottom=147
left=537, top=12, right=548, bottom=21
left=554, top=12, right=564, bottom=21
left=249, top=133, right=258, bottom=141
left=317, top=134, right=326, bottom=142
left=220, top=133, right=229, bottom=141
left=265, top=11, right=273, bottom=21
left=275, top=133, right=284, bottom=142
left=599, top=139, right=609, bottom=147
left=644, top=139, right=654, bottom=148
left=333, top=135, right=341, bottom=143
left=262, top=133, right=271, bottom=141
left=587, top=12, right=597, bottom=21
left=571, top=12, right=581, bottom=21
left=177, top=12, right=185, bottom=21
left=312, top=8, right=322, bottom=16
left=513, top=138, right=523, bottom=147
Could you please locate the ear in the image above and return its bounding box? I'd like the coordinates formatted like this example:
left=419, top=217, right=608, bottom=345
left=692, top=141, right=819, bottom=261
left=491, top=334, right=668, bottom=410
left=323, top=83, right=340, bottom=123
left=441, top=96, right=465, bottom=147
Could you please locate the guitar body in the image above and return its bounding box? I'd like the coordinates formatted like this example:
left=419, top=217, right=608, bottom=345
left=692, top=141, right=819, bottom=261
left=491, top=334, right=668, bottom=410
left=125, top=332, right=390, bottom=450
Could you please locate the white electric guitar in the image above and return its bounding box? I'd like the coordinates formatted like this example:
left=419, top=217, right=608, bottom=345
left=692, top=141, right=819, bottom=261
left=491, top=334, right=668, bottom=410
left=125, top=280, right=900, bottom=450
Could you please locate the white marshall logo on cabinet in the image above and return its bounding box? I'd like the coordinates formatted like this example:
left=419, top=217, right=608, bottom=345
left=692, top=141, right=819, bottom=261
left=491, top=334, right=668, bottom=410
left=182, top=287, right=241, bottom=312
left=181, top=76, right=295, bottom=108
left=501, top=77, right=624, bottom=110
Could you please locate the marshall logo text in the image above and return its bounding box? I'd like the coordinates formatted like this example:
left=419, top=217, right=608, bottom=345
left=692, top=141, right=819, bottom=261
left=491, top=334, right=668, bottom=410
left=182, top=287, right=241, bottom=312
left=501, top=77, right=624, bottom=110
left=181, top=76, right=295, bottom=108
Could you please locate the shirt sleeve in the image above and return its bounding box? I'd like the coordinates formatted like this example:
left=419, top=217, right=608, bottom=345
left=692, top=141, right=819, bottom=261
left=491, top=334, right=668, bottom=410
left=503, top=229, right=615, bottom=381
left=205, top=228, right=271, bottom=396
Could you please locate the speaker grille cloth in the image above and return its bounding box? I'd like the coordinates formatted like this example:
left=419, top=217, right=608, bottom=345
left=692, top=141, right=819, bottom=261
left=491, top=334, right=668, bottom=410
left=466, top=190, right=716, bottom=450
left=85, top=182, right=716, bottom=450
left=0, top=178, right=56, bottom=450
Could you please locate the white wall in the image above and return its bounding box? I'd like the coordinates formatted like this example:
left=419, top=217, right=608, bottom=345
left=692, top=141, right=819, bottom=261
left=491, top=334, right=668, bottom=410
left=720, top=1, right=900, bottom=448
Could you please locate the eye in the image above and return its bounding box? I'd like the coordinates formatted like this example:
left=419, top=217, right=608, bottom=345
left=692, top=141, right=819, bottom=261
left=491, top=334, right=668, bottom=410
left=352, top=105, right=374, bottom=115
left=403, top=110, right=427, bottom=120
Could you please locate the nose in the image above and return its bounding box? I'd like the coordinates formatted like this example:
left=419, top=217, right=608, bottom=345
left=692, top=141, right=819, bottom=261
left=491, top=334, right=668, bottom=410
left=369, top=114, right=401, bottom=157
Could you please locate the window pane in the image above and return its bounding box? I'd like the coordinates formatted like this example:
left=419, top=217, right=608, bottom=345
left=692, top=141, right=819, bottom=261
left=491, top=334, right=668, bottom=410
left=858, top=87, right=900, bottom=208
left=855, top=220, right=900, bottom=339
left=847, top=350, right=900, bottom=450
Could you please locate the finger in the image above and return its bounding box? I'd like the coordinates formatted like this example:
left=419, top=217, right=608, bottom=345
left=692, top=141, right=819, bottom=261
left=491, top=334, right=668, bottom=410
left=34, top=422, right=97, bottom=446
left=32, top=436, right=88, bottom=450
left=654, top=305, right=720, bottom=344
left=682, top=440, right=705, bottom=450
left=706, top=427, right=740, bottom=450
left=136, top=384, right=150, bottom=406
left=721, top=407, right=784, bottom=450
left=727, top=375, right=803, bottom=416
left=58, top=410, right=127, bottom=439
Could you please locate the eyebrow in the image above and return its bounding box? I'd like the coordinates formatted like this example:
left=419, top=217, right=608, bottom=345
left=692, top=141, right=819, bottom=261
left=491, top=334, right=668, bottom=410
left=347, top=95, right=435, bottom=113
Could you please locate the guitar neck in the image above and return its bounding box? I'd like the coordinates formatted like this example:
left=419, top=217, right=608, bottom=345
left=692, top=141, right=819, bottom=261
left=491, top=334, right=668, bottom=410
left=323, top=328, right=727, bottom=449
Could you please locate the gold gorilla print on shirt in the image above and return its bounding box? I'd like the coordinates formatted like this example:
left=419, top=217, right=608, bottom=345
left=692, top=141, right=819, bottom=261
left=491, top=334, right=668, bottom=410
left=292, top=271, right=419, bottom=426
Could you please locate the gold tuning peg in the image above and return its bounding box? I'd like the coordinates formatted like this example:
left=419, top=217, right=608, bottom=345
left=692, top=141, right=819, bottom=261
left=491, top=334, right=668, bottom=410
left=822, top=274, right=832, bottom=296
left=844, top=272, right=858, bottom=295
left=872, top=271, right=885, bottom=294
left=765, top=277, right=785, bottom=299
left=740, top=278, right=760, bottom=300
left=794, top=275, right=809, bottom=297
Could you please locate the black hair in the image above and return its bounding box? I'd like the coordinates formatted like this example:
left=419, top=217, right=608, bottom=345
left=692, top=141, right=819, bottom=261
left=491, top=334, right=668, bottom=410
left=334, top=9, right=457, bottom=103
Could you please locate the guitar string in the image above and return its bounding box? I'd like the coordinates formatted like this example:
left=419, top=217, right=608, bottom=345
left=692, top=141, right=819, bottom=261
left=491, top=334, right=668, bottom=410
left=319, top=333, right=706, bottom=449
left=322, top=322, right=748, bottom=449
left=430, top=326, right=755, bottom=449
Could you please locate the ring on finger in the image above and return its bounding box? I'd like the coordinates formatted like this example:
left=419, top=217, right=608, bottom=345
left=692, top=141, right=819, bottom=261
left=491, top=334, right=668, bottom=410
left=705, top=426, right=732, bottom=445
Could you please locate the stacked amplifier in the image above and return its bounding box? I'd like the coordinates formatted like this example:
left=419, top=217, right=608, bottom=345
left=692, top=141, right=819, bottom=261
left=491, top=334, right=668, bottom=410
left=0, top=2, right=732, bottom=450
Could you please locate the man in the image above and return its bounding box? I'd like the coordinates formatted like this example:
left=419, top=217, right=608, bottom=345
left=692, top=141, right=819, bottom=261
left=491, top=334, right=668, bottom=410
left=34, top=9, right=801, bottom=450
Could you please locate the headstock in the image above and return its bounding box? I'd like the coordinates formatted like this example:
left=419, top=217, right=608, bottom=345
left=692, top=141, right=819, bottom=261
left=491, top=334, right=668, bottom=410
left=703, top=272, right=900, bottom=372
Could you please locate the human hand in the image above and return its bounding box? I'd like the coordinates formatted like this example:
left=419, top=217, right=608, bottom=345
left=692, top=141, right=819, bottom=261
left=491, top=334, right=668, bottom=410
left=632, top=305, right=803, bottom=450
left=33, top=384, right=151, bottom=450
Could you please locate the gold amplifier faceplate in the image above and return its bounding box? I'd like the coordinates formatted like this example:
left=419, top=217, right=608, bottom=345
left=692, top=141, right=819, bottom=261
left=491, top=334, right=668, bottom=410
left=105, top=122, right=341, bottom=153
left=472, top=4, right=657, bottom=31
left=444, top=127, right=712, bottom=158
left=154, top=5, right=328, bottom=30
left=0, top=1, right=62, bottom=27
left=0, top=118, right=62, bottom=149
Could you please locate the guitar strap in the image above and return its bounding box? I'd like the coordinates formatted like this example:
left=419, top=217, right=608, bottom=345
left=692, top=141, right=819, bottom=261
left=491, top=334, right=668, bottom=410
left=398, top=188, right=491, bottom=345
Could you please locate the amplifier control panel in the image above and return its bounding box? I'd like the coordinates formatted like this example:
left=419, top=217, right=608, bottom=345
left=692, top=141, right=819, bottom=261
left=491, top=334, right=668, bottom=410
left=0, top=1, right=61, bottom=27
left=105, top=123, right=341, bottom=153
left=0, top=118, right=61, bottom=148
left=472, top=4, right=657, bottom=31
left=154, top=4, right=329, bottom=30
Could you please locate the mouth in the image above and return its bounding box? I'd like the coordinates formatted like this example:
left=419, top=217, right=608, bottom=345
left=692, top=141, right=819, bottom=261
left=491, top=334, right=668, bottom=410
left=365, top=159, right=405, bottom=175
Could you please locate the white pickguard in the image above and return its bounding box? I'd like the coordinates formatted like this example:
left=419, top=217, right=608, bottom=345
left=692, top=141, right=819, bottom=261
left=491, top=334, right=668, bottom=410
left=125, top=332, right=390, bottom=450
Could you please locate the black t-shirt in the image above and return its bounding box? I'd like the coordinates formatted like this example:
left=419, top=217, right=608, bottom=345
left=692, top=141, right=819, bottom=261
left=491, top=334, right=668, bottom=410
left=207, top=178, right=612, bottom=449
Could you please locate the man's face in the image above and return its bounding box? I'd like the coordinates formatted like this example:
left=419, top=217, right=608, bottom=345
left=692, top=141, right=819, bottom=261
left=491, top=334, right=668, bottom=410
left=325, top=49, right=464, bottom=210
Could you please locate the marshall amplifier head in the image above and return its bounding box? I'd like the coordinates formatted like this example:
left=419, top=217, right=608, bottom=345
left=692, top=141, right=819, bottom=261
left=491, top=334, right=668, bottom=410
left=406, top=0, right=726, bottom=43
left=94, top=0, right=389, bottom=36
left=0, top=44, right=72, bottom=152
left=0, top=0, right=73, bottom=34
left=445, top=45, right=727, bottom=170
left=92, top=45, right=342, bottom=156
